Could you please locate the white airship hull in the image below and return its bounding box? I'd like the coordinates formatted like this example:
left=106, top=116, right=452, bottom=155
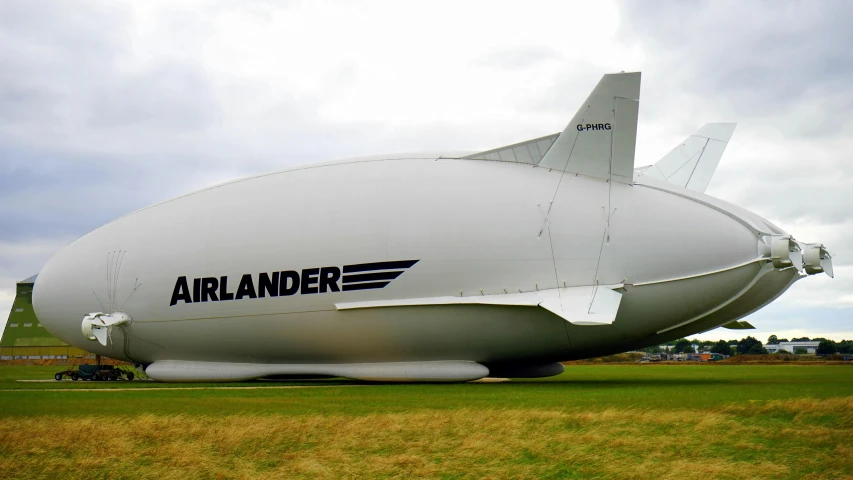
left=32, top=72, right=829, bottom=381
left=33, top=158, right=785, bottom=372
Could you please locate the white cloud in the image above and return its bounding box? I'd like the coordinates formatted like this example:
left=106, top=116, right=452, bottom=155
left=0, top=288, right=16, bottom=339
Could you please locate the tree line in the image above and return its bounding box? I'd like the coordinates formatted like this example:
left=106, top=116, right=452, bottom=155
left=641, top=336, right=853, bottom=356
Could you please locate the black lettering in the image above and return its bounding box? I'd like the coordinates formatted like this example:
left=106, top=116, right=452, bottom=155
left=235, top=274, right=257, bottom=300
left=576, top=124, right=583, bottom=132
left=604, top=123, right=612, bottom=130
left=301, top=268, right=319, bottom=294
left=219, top=276, right=234, bottom=301
left=343, top=259, right=419, bottom=273
left=319, top=266, right=341, bottom=293
left=280, top=270, right=299, bottom=296
left=193, top=278, right=201, bottom=303
left=585, top=124, right=591, bottom=130
left=201, top=277, right=219, bottom=302
left=259, top=272, right=279, bottom=298
left=597, top=123, right=605, bottom=130
left=169, top=276, right=192, bottom=306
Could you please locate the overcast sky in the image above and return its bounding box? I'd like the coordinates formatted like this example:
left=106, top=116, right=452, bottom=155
left=1, top=0, right=850, bottom=344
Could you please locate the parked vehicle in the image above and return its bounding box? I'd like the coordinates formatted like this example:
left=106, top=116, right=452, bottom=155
left=54, top=365, right=134, bottom=381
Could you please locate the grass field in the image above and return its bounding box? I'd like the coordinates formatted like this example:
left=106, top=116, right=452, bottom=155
left=1, top=365, right=852, bottom=479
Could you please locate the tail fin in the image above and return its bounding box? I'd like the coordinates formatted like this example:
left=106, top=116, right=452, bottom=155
left=538, top=72, right=641, bottom=184
left=635, top=123, right=736, bottom=193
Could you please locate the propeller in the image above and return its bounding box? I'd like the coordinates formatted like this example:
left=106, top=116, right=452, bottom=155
left=802, top=243, right=834, bottom=278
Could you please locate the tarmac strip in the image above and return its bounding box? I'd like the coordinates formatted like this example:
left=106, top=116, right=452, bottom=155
left=3, top=383, right=368, bottom=392
left=3, top=377, right=510, bottom=391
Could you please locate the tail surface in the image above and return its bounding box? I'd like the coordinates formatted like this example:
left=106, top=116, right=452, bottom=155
left=538, top=72, right=641, bottom=184
left=635, top=123, right=737, bottom=193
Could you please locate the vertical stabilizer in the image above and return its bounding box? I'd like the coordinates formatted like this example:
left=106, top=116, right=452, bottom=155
left=636, top=123, right=736, bottom=193
left=538, top=72, right=641, bottom=184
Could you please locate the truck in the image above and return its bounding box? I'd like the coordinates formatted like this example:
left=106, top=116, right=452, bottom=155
left=54, top=365, right=134, bottom=381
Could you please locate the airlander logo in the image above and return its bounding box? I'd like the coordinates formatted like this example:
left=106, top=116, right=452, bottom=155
left=576, top=123, right=612, bottom=131
left=169, top=260, right=419, bottom=306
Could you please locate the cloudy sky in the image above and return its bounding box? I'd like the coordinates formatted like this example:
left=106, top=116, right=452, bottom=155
left=1, top=0, right=850, bottom=344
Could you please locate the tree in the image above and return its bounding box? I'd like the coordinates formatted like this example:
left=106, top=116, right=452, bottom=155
left=737, top=336, right=767, bottom=355
left=767, top=335, right=779, bottom=345
left=794, top=348, right=808, bottom=355
left=777, top=349, right=790, bottom=354
left=777, top=338, right=789, bottom=343
left=838, top=341, right=853, bottom=354
left=674, top=339, right=694, bottom=354
left=792, top=337, right=810, bottom=342
left=817, top=340, right=837, bottom=355
left=710, top=340, right=733, bottom=356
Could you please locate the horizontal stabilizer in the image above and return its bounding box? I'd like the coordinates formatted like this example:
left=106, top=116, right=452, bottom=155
left=463, top=133, right=559, bottom=164
left=721, top=320, right=755, bottom=330
left=336, top=284, right=624, bottom=326
left=538, top=72, right=641, bottom=183
left=636, top=123, right=736, bottom=193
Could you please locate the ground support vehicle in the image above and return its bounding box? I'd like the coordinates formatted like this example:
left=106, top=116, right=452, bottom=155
left=54, top=365, right=134, bottom=381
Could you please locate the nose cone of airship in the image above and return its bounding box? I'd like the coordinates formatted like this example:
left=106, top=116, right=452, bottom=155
left=32, top=245, right=91, bottom=350
left=32, top=225, right=142, bottom=360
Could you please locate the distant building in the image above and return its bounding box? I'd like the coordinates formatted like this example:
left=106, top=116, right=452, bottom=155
left=1, top=275, right=92, bottom=360
left=698, top=353, right=724, bottom=361
left=765, top=341, right=821, bottom=355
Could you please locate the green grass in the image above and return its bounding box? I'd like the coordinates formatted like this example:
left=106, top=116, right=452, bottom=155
left=1, top=365, right=851, bottom=415
left=1, top=365, right=852, bottom=479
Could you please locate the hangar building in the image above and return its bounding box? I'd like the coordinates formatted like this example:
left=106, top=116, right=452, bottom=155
left=0, top=275, right=91, bottom=360
left=765, top=341, right=821, bottom=355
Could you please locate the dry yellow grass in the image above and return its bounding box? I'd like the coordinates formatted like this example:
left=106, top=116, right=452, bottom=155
left=3, top=366, right=853, bottom=479
left=2, top=399, right=852, bottom=480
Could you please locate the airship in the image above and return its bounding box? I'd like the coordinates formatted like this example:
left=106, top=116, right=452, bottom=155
left=33, top=72, right=833, bottom=382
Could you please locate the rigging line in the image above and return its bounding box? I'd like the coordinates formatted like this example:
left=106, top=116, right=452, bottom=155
left=109, top=251, right=117, bottom=312
left=664, top=141, right=706, bottom=182
left=545, top=224, right=563, bottom=310
left=118, top=278, right=142, bottom=312
left=122, top=325, right=134, bottom=364
left=588, top=221, right=609, bottom=312
left=536, top=202, right=551, bottom=238
left=547, top=104, right=589, bottom=206
left=110, top=250, right=123, bottom=312
left=544, top=105, right=591, bottom=308
left=105, top=252, right=112, bottom=313
left=116, top=252, right=121, bottom=307
left=589, top=98, right=619, bottom=311
left=685, top=137, right=711, bottom=186
left=91, top=288, right=106, bottom=312
left=111, top=251, right=118, bottom=311
left=114, top=250, right=126, bottom=311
